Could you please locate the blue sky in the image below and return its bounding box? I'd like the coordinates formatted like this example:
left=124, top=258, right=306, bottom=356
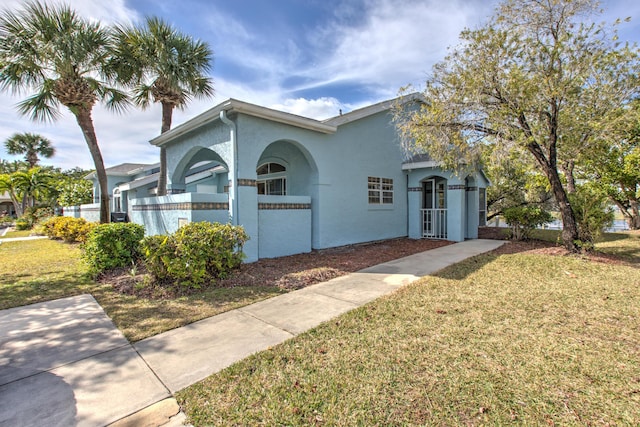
left=0, top=0, right=639, bottom=170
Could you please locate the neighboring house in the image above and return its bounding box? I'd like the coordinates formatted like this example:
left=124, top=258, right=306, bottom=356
left=69, top=94, right=489, bottom=262
left=79, top=161, right=233, bottom=222
left=1, top=191, right=16, bottom=217
left=68, top=163, right=159, bottom=222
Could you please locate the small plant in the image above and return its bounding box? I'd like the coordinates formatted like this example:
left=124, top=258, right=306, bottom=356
left=17, top=206, right=54, bottom=230
left=141, top=222, right=248, bottom=289
left=503, top=206, right=554, bottom=241
left=82, top=222, right=145, bottom=276
left=569, top=185, right=614, bottom=251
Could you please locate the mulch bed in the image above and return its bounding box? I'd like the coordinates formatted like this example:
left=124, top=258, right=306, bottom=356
left=101, top=238, right=452, bottom=299
left=101, top=229, right=636, bottom=300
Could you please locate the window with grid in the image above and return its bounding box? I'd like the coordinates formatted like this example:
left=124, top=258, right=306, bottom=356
left=479, top=187, right=487, bottom=226
left=257, top=162, right=287, bottom=195
left=368, top=177, right=393, bottom=204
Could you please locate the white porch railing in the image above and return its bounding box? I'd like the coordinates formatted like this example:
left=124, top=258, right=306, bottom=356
left=421, top=208, right=447, bottom=239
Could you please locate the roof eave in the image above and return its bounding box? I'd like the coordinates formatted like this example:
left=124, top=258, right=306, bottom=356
left=150, top=98, right=337, bottom=147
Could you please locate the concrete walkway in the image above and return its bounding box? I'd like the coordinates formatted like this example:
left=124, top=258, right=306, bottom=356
left=0, top=235, right=48, bottom=243
left=0, top=239, right=503, bottom=427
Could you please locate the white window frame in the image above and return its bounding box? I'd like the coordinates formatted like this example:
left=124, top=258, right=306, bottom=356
left=257, top=162, right=287, bottom=196
left=113, top=188, right=122, bottom=212
left=479, top=187, right=487, bottom=226
left=368, top=176, right=393, bottom=204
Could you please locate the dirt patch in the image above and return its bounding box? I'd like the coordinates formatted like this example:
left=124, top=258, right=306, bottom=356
left=99, top=238, right=452, bottom=299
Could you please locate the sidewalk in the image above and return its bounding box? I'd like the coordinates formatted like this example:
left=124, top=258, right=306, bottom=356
left=0, top=239, right=504, bottom=427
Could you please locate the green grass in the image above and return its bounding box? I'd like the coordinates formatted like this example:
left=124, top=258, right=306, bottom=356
left=0, top=229, right=34, bottom=239
left=0, top=239, right=283, bottom=341
left=177, top=237, right=640, bottom=426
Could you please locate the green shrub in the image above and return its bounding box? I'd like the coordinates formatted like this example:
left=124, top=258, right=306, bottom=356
left=141, top=222, right=248, bottom=289
left=569, top=185, right=614, bottom=251
left=40, top=216, right=96, bottom=243
left=503, top=205, right=554, bottom=241
left=14, top=217, right=30, bottom=230
left=18, top=206, right=54, bottom=230
left=82, top=222, right=145, bottom=275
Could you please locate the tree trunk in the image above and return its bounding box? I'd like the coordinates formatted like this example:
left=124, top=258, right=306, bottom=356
left=561, top=160, right=576, bottom=194
left=157, top=102, right=174, bottom=196
left=74, top=108, right=110, bottom=223
left=527, top=143, right=579, bottom=251
left=628, top=199, right=640, bottom=230
left=9, top=192, right=22, bottom=217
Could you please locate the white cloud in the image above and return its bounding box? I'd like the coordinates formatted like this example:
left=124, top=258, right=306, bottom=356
left=270, top=97, right=343, bottom=120
left=0, top=0, right=140, bottom=24
left=302, top=0, right=489, bottom=93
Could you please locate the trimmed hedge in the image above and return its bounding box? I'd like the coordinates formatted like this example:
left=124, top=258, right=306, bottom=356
left=82, top=223, right=145, bottom=275
left=141, top=222, right=248, bottom=289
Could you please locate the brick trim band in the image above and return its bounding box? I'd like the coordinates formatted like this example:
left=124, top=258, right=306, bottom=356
left=133, top=202, right=229, bottom=211
left=258, top=203, right=311, bottom=210
left=238, top=179, right=257, bottom=187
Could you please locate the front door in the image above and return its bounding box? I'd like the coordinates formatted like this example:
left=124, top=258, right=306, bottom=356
left=422, top=179, right=447, bottom=238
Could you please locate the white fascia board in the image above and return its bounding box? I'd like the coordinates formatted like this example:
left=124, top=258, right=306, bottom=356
left=150, top=99, right=336, bottom=147
left=230, top=100, right=337, bottom=134
left=324, top=92, right=426, bottom=127
left=401, top=160, right=441, bottom=170
left=116, top=173, right=158, bottom=191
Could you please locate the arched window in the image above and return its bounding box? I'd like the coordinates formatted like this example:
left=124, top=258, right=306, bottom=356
left=113, top=188, right=122, bottom=212
left=257, top=162, right=286, bottom=195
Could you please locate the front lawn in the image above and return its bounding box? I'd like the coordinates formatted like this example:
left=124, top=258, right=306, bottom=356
left=0, top=229, right=33, bottom=239
left=0, top=237, right=447, bottom=341
left=177, top=235, right=640, bottom=426
left=0, top=239, right=283, bottom=341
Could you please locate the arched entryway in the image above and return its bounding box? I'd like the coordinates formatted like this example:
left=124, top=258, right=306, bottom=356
left=170, top=147, right=229, bottom=194
left=421, top=176, right=447, bottom=239
left=255, top=140, right=318, bottom=258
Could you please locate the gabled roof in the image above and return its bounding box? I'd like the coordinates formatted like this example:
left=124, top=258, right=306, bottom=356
left=149, top=93, right=426, bottom=147
left=85, top=163, right=158, bottom=180
left=150, top=99, right=337, bottom=147
left=323, top=92, right=425, bottom=126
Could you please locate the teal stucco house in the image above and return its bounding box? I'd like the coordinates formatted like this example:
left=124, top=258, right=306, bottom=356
left=74, top=95, right=488, bottom=262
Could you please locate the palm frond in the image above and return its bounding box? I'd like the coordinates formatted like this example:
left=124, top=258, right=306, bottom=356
left=17, top=87, right=61, bottom=123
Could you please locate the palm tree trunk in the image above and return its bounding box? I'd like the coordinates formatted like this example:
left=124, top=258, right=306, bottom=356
left=157, top=102, right=174, bottom=196
left=74, top=108, right=110, bottom=223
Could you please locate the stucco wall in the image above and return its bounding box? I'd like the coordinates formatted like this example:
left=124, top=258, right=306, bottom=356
left=130, top=193, right=230, bottom=236
left=258, top=195, right=312, bottom=258
left=233, top=111, right=408, bottom=250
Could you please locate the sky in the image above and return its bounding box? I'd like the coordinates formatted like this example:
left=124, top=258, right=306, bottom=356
left=0, top=0, right=639, bottom=171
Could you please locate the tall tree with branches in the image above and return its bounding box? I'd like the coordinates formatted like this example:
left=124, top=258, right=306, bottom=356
left=0, top=1, right=129, bottom=223
left=112, top=16, right=214, bottom=196
left=4, top=132, right=55, bottom=168
left=395, top=0, right=639, bottom=251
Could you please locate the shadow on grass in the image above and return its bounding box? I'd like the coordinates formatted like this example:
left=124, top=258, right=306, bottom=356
left=0, top=273, right=95, bottom=310
left=431, top=252, right=503, bottom=281
left=93, top=284, right=285, bottom=342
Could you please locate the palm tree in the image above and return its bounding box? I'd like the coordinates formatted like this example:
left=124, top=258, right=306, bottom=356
left=0, top=173, right=22, bottom=217
left=4, top=132, right=55, bottom=168
left=112, top=17, right=214, bottom=195
left=12, top=167, right=54, bottom=211
left=0, top=1, right=129, bottom=223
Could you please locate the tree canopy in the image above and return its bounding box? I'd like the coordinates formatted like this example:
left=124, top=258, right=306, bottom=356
left=4, top=132, right=55, bottom=168
left=395, top=0, right=640, bottom=250
left=111, top=16, right=214, bottom=195
left=0, top=0, right=130, bottom=223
